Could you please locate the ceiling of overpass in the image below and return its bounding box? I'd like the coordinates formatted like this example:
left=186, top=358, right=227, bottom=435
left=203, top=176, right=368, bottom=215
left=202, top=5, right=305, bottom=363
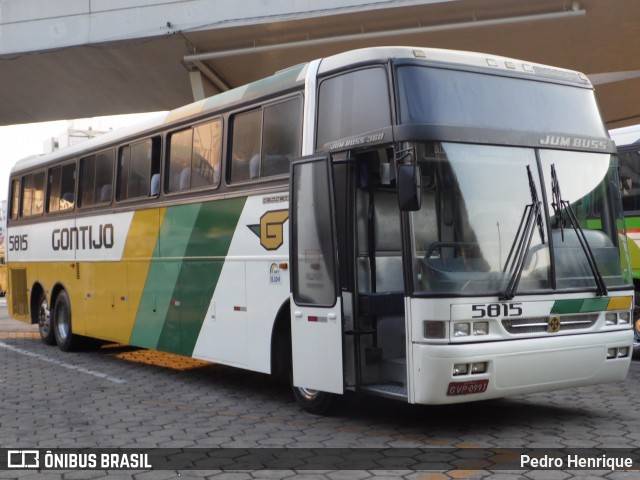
left=1, top=0, right=639, bottom=128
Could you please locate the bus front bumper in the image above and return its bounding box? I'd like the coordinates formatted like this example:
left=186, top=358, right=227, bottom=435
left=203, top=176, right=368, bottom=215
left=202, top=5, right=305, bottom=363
left=410, top=329, right=633, bottom=404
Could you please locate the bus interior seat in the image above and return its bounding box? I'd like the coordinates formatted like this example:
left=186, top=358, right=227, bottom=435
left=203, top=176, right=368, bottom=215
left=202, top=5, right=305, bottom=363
left=262, top=154, right=290, bottom=177
left=99, top=184, right=112, bottom=202
left=191, top=168, right=212, bottom=188
left=150, top=173, right=160, bottom=196
left=62, top=192, right=75, bottom=205
left=179, top=168, right=191, bottom=190
left=249, top=155, right=260, bottom=179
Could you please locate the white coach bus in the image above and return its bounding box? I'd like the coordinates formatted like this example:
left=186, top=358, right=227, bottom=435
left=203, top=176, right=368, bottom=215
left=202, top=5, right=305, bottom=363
left=7, top=47, right=634, bottom=413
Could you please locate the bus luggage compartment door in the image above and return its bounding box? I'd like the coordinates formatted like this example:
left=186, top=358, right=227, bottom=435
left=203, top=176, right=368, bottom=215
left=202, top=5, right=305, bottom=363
left=290, top=155, right=344, bottom=394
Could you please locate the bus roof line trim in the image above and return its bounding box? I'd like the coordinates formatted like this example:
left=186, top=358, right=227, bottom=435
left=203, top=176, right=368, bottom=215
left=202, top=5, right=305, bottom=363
left=316, top=47, right=590, bottom=86
left=11, top=63, right=308, bottom=175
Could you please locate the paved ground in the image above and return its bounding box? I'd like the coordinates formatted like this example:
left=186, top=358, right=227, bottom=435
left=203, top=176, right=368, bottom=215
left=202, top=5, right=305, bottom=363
left=0, top=299, right=639, bottom=479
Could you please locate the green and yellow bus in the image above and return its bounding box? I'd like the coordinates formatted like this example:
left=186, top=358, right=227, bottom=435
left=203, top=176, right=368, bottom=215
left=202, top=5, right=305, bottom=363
left=8, top=47, right=635, bottom=413
left=610, top=125, right=640, bottom=353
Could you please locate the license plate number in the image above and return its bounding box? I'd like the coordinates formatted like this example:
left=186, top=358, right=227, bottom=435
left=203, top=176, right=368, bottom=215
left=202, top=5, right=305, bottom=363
left=447, top=379, right=489, bottom=396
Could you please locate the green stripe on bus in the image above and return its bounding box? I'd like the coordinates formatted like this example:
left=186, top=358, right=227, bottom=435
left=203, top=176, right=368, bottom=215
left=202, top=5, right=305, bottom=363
left=129, top=203, right=202, bottom=349
left=156, top=197, right=247, bottom=356
left=624, top=216, right=640, bottom=229
left=551, top=297, right=609, bottom=314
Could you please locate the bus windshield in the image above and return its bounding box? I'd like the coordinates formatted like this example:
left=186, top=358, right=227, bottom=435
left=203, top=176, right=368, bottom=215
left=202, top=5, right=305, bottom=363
left=410, top=142, right=632, bottom=296
left=396, top=65, right=607, bottom=137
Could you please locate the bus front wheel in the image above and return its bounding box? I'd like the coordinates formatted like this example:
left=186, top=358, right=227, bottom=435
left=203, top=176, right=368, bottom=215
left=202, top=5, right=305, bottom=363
left=291, top=385, right=336, bottom=415
left=36, top=291, right=55, bottom=346
left=53, top=290, right=77, bottom=352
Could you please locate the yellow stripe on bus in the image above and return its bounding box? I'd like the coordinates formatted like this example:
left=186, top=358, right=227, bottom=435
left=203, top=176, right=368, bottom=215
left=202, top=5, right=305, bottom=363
left=607, top=296, right=633, bottom=311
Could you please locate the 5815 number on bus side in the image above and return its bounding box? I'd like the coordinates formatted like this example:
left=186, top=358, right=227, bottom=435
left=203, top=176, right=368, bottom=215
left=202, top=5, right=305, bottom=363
left=8, top=234, right=28, bottom=251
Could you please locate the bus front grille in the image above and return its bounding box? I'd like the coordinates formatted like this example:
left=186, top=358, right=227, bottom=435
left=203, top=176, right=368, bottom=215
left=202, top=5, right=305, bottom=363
left=502, top=313, right=599, bottom=334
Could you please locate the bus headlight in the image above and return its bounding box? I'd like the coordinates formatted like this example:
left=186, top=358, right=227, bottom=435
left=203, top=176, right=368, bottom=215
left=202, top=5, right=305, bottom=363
left=605, top=313, right=617, bottom=326
left=618, top=312, right=631, bottom=324
left=473, top=321, right=489, bottom=335
left=453, top=323, right=470, bottom=337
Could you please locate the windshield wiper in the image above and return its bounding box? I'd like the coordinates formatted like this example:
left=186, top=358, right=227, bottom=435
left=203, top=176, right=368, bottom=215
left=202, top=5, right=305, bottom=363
left=500, top=166, right=544, bottom=301
left=550, top=164, right=608, bottom=296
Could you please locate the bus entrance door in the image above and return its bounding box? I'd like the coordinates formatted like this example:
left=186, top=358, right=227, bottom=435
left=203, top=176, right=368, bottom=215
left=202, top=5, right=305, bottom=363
left=289, top=155, right=344, bottom=395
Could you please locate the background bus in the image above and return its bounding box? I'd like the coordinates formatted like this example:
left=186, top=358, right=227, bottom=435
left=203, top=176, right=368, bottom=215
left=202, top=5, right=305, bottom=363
left=610, top=124, right=640, bottom=354
left=7, top=47, right=635, bottom=413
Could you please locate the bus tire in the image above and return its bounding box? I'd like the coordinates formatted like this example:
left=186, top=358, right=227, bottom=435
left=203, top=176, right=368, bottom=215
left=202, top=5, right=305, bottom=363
left=53, top=290, right=78, bottom=352
left=36, top=291, right=55, bottom=346
left=291, top=384, right=337, bottom=415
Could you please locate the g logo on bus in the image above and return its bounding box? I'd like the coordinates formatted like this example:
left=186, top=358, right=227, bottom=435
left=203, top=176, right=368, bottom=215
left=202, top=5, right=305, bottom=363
left=548, top=316, right=561, bottom=333
left=248, top=210, right=289, bottom=251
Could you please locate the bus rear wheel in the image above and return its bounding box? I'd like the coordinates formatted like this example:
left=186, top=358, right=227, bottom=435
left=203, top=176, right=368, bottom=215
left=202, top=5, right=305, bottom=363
left=36, top=292, right=55, bottom=346
left=53, top=290, right=78, bottom=352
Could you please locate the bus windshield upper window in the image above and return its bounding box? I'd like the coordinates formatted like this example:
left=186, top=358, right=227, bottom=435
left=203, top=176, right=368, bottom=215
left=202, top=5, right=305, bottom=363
left=396, top=66, right=606, bottom=138
left=316, top=67, right=391, bottom=150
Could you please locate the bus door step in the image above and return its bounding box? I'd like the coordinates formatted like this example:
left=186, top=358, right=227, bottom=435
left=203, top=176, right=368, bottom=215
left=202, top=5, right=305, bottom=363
left=359, top=384, right=407, bottom=401
left=382, top=357, right=407, bottom=385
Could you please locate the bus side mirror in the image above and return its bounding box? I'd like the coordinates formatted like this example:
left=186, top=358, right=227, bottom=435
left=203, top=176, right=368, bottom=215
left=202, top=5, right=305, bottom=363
left=397, top=164, right=422, bottom=211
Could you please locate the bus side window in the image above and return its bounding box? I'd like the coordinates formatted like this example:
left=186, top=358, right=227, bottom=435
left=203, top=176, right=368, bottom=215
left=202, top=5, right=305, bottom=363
left=48, top=162, right=77, bottom=213
left=229, top=96, right=301, bottom=183
left=117, top=137, right=160, bottom=201
left=261, top=97, right=301, bottom=177
left=10, top=178, right=20, bottom=220
left=20, top=172, right=45, bottom=217
left=230, top=109, right=261, bottom=183
left=619, top=150, right=640, bottom=212
left=167, top=118, right=222, bottom=193
left=80, top=150, right=114, bottom=207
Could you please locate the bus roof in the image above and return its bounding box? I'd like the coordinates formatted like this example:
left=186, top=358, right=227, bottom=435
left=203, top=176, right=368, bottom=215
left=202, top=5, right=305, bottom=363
left=11, top=46, right=591, bottom=175
left=610, top=124, right=640, bottom=148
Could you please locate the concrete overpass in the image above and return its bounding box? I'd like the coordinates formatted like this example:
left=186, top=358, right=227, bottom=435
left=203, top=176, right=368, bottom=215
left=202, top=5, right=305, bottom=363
left=0, top=0, right=639, bottom=128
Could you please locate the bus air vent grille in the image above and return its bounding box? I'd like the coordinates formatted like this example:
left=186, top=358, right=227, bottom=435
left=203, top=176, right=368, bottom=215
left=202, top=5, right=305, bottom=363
left=502, top=314, right=598, bottom=334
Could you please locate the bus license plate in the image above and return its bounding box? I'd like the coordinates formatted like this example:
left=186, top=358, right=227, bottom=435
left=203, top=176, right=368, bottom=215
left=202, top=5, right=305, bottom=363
left=447, top=379, right=489, bottom=396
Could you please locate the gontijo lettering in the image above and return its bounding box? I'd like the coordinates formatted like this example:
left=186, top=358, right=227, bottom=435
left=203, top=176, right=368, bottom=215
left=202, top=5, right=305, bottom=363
left=52, top=224, right=115, bottom=251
